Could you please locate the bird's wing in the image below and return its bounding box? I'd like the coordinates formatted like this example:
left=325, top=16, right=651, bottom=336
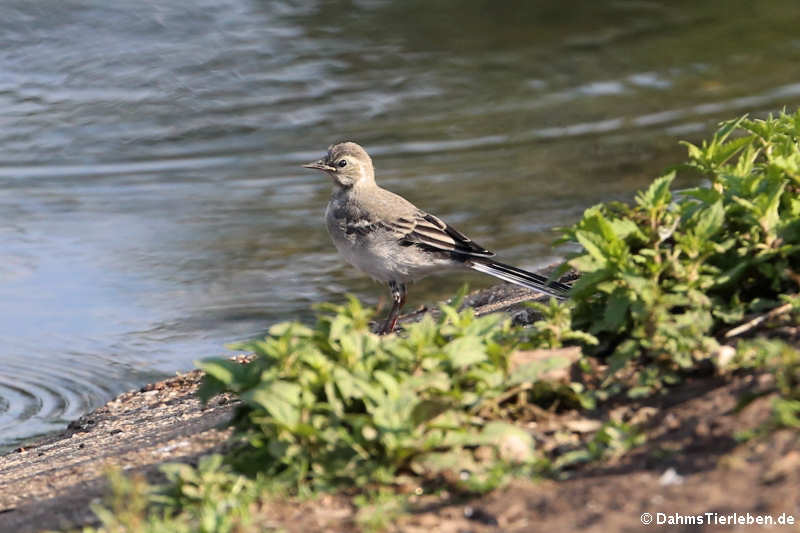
left=389, top=211, right=495, bottom=257
left=343, top=210, right=492, bottom=256
left=343, top=187, right=493, bottom=257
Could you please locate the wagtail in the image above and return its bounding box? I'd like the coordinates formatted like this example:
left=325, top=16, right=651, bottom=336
left=303, top=141, right=570, bottom=334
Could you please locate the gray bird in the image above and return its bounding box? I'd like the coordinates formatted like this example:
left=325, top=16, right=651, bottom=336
left=303, top=141, right=569, bottom=334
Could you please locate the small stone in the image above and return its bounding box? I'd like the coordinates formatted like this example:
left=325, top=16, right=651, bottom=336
left=659, top=467, right=684, bottom=486
left=713, top=345, right=736, bottom=370
left=498, top=433, right=534, bottom=463
left=464, top=506, right=499, bottom=526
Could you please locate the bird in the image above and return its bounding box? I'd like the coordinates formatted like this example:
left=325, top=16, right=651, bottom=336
left=303, top=141, right=570, bottom=334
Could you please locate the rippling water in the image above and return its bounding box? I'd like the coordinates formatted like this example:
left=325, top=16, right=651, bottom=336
left=1, top=0, right=799, bottom=450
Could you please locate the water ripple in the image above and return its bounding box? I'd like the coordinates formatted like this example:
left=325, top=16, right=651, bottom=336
left=0, top=355, right=146, bottom=451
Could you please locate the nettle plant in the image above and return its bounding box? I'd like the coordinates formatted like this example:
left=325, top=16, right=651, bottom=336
left=558, top=112, right=800, bottom=394
left=197, top=295, right=578, bottom=492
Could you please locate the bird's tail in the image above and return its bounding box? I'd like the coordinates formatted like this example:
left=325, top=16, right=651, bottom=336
left=467, top=259, right=570, bottom=300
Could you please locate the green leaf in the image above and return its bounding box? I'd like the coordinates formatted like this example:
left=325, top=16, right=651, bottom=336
left=196, top=358, right=242, bottom=386
left=681, top=140, right=703, bottom=162
left=711, top=134, right=754, bottom=166
left=608, top=218, right=646, bottom=242
left=635, top=172, right=674, bottom=209
left=197, top=377, right=228, bottom=404
left=574, top=228, right=608, bottom=264
left=567, top=267, right=611, bottom=297
left=716, top=115, right=748, bottom=142
left=592, top=288, right=630, bottom=333
left=714, top=258, right=751, bottom=287
left=450, top=284, right=470, bottom=309
left=242, top=380, right=302, bottom=427
left=693, top=200, right=724, bottom=240
left=679, top=187, right=721, bottom=204
left=329, top=313, right=351, bottom=342
left=439, top=303, right=462, bottom=326
left=333, top=366, right=359, bottom=400
left=759, top=180, right=785, bottom=234
left=410, top=399, right=452, bottom=427
left=373, top=370, right=399, bottom=396
left=444, top=335, right=487, bottom=367
left=509, top=354, right=572, bottom=385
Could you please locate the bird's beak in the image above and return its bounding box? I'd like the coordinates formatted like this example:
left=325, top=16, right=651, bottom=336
left=302, top=159, right=335, bottom=172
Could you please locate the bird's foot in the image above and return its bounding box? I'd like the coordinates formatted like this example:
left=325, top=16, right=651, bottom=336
left=378, top=316, right=397, bottom=335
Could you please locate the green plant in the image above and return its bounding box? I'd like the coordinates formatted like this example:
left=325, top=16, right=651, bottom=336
left=552, top=420, right=646, bottom=469
left=82, top=460, right=266, bottom=533
left=732, top=338, right=800, bottom=430
left=156, top=455, right=259, bottom=532
left=197, top=294, right=575, bottom=493
left=523, top=298, right=598, bottom=349
left=556, top=111, right=800, bottom=394
left=85, top=468, right=154, bottom=533
left=353, top=489, right=407, bottom=532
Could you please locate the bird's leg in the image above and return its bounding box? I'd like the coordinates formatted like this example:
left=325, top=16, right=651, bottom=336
left=379, top=281, right=407, bottom=334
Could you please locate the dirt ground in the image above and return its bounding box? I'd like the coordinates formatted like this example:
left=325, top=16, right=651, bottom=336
left=1, top=283, right=799, bottom=533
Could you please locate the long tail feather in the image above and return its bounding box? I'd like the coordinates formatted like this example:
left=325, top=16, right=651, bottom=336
left=467, top=259, right=570, bottom=300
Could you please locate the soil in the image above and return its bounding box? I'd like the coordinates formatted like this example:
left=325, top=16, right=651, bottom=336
left=1, top=282, right=799, bottom=533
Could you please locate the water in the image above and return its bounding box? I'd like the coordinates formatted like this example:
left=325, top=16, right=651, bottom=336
left=1, top=0, right=799, bottom=450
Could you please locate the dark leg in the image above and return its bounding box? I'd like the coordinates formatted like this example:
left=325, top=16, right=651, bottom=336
left=379, top=281, right=407, bottom=334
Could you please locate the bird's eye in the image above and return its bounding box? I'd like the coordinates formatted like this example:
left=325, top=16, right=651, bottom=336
left=337, top=159, right=347, bottom=168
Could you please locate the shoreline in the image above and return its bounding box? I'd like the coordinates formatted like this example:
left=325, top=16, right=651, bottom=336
left=1, top=282, right=799, bottom=532
left=0, top=283, right=554, bottom=531
left=0, top=369, right=235, bottom=532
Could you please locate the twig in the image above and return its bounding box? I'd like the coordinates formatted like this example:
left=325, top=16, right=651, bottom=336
left=723, top=302, right=794, bottom=339
left=492, top=382, right=533, bottom=406
left=472, top=383, right=533, bottom=416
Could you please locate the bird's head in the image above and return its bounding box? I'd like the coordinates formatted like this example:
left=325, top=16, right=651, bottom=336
left=303, top=141, right=374, bottom=188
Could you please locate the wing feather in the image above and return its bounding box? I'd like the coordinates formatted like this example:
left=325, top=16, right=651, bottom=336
left=396, top=211, right=494, bottom=257
left=342, top=206, right=493, bottom=257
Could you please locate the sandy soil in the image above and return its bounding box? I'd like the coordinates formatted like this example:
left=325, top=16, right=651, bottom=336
left=1, top=282, right=799, bottom=532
